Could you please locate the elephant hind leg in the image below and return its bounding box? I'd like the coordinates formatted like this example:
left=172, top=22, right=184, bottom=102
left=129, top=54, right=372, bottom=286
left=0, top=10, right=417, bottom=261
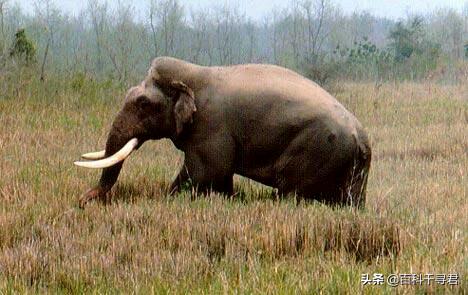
left=274, top=127, right=369, bottom=207
left=342, top=139, right=372, bottom=208
left=275, top=162, right=348, bottom=206
left=274, top=150, right=347, bottom=205
left=314, top=137, right=372, bottom=208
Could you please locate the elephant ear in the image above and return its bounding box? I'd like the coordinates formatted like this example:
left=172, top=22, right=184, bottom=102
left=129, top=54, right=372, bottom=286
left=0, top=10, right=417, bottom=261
left=171, top=81, right=197, bottom=135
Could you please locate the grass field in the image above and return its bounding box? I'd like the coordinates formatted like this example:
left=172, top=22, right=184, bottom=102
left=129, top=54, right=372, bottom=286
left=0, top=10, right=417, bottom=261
left=0, top=72, right=466, bottom=293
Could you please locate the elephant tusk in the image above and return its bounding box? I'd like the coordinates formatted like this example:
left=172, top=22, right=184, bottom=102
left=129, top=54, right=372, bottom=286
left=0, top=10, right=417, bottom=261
left=81, top=150, right=106, bottom=160
left=74, top=138, right=138, bottom=169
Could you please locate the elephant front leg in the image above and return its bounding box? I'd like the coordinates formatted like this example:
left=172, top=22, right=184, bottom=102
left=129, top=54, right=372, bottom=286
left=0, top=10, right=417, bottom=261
left=169, top=165, right=191, bottom=194
left=79, top=162, right=123, bottom=208
left=169, top=147, right=234, bottom=196
left=169, top=164, right=234, bottom=196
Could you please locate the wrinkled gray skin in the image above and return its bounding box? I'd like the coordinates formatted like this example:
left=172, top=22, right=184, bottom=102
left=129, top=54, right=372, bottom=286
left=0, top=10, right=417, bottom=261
left=79, top=57, right=371, bottom=208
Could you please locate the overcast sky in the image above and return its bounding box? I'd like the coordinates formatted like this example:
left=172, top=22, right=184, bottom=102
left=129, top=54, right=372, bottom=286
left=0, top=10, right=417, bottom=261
left=13, top=0, right=468, bottom=20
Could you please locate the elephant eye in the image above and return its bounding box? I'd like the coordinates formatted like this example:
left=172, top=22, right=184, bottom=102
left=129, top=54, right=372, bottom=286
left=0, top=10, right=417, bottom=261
left=153, top=101, right=163, bottom=113
left=136, top=96, right=163, bottom=115
left=136, top=96, right=151, bottom=109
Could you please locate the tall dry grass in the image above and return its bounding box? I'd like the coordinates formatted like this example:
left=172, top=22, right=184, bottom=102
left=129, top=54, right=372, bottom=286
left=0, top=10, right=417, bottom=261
left=0, top=75, right=466, bottom=293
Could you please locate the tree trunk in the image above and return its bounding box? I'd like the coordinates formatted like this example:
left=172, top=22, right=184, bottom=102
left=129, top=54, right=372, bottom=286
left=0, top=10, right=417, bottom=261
left=40, top=37, right=50, bottom=81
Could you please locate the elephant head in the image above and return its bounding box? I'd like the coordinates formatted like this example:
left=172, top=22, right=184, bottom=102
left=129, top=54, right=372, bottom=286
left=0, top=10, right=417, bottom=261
left=75, top=58, right=197, bottom=207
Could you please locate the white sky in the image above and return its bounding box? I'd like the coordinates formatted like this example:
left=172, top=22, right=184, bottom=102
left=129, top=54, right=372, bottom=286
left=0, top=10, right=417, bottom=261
left=13, top=0, right=468, bottom=20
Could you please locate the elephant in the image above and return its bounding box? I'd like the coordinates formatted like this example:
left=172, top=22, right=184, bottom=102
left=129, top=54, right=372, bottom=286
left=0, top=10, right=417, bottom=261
left=75, top=57, right=371, bottom=208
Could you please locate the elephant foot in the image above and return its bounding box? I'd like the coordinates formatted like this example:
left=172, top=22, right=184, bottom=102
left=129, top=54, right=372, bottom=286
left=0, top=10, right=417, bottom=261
left=78, top=187, right=108, bottom=208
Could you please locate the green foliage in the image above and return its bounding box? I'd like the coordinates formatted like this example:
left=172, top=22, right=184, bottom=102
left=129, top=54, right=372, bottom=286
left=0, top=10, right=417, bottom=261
left=9, top=29, right=36, bottom=64
left=70, top=72, right=87, bottom=92
left=303, top=38, right=393, bottom=84
left=0, top=3, right=464, bottom=85
left=305, top=16, right=445, bottom=84
left=388, top=18, right=424, bottom=62
left=341, top=38, right=392, bottom=80
left=387, top=17, right=441, bottom=79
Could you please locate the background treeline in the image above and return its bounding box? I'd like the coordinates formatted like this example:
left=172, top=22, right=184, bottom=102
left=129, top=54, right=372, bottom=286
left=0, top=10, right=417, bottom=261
left=0, top=0, right=467, bottom=86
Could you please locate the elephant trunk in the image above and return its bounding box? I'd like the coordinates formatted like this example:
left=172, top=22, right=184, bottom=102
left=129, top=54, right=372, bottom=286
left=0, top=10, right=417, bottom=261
left=96, top=130, right=132, bottom=193
left=76, top=115, right=140, bottom=206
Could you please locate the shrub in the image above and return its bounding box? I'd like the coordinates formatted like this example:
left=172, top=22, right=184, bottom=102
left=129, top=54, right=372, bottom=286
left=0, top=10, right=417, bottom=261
left=9, top=29, right=36, bottom=65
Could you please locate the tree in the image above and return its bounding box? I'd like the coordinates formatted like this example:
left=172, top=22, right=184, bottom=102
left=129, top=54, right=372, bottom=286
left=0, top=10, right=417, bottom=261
left=188, top=8, right=211, bottom=64
left=87, top=0, right=108, bottom=72
left=9, top=28, right=36, bottom=64
left=33, top=0, right=60, bottom=80
left=245, top=19, right=257, bottom=62
left=388, top=16, right=441, bottom=79
left=148, top=0, right=159, bottom=57
left=389, top=19, right=416, bottom=61
left=0, top=0, right=8, bottom=64
left=213, top=4, right=243, bottom=64
left=150, top=0, right=184, bottom=56
left=442, top=10, right=463, bottom=59
left=301, top=0, right=330, bottom=62
left=428, top=8, right=464, bottom=60
left=389, top=16, right=442, bottom=64
left=0, top=1, right=6, bottom=48
left=105, top=1, right=139, bottom=82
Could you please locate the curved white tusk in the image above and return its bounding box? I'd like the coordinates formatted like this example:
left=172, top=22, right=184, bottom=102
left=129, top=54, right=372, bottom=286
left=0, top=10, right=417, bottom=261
left=81, top=150, right=106, bottom=160
left=74, top=138, right=138, bottom=169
